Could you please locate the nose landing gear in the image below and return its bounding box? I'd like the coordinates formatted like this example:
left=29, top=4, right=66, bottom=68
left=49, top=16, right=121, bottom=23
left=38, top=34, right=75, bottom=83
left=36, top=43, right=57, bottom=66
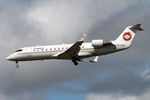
left=16, top=61, right=19, bottom=68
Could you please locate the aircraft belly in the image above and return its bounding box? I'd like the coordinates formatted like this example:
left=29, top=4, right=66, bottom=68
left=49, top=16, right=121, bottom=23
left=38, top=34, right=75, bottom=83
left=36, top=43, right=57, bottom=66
left=31, top=53, right=55, bottom=60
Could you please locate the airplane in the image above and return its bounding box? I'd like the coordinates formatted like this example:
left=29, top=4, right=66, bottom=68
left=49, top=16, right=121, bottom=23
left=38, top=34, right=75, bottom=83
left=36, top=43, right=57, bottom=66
left=6, top=24, right=143, bottom=68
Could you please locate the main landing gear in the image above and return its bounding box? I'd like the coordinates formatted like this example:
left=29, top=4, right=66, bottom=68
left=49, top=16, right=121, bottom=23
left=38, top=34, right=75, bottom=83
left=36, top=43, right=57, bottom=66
left=16, top=61, right=19, bottom=68
left=71, top=57, right=79, bottom=66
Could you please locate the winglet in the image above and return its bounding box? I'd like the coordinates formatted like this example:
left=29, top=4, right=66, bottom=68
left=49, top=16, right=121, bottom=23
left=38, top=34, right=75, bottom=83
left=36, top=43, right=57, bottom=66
left=80, top=34, right=86, bottom=41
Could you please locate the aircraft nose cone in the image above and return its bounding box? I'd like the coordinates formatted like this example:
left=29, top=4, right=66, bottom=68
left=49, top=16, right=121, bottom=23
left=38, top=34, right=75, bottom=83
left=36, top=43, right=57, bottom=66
left=6, top=56, right=12, bottom=61
left=6, top=54, right=15, bottom=61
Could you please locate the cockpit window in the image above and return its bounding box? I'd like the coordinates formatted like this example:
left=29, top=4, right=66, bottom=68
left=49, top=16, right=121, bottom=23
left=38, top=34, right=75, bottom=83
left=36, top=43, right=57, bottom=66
left=15, top=49, right=22, bottom=52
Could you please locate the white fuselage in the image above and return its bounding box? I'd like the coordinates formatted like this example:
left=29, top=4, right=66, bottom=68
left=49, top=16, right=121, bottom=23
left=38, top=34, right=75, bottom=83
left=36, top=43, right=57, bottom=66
left=6, top=41, right=126, bottom=62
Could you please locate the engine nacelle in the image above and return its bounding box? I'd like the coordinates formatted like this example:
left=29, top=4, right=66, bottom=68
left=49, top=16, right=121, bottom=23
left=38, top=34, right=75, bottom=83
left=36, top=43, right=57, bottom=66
left=92, top=39, right=104, bottom=48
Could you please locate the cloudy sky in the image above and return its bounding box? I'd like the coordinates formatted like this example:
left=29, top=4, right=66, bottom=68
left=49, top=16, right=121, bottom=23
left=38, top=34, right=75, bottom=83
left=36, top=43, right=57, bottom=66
left=0, top=0, right=150, bottom=100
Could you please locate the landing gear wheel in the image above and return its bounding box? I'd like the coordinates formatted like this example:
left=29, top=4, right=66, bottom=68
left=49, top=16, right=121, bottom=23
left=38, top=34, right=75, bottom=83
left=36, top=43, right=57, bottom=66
left=74, top=61, right=78, bottom=66
left=72, top=57, right=78, bottom=66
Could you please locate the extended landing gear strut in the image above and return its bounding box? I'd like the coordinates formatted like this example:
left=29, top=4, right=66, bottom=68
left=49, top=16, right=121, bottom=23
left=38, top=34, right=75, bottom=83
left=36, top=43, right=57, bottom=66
left=16, top=61, right=19, bottom=68
left=71, top=57, right=79, bottom=66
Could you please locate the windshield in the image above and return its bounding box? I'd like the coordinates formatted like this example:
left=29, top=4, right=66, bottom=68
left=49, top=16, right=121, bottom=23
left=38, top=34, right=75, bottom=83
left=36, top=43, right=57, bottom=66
left=15, top=49, right=22, bottom=52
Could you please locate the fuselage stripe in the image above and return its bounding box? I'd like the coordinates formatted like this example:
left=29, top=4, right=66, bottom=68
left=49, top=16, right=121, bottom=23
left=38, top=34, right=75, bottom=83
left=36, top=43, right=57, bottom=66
left=17, top=48, right=94, bottom=55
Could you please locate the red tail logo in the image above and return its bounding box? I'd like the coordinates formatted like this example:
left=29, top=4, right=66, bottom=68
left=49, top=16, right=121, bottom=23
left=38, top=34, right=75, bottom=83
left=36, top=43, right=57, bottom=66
left=123, top=32, right=132, bottom=41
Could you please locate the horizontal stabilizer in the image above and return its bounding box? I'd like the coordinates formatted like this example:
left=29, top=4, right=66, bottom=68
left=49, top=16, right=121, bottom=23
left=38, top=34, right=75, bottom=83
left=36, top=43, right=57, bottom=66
left=80, top=56, right=99, bottom=63
left=130, top=24, right=144, bottom=32
left=89, top=56, right=99, bottom=63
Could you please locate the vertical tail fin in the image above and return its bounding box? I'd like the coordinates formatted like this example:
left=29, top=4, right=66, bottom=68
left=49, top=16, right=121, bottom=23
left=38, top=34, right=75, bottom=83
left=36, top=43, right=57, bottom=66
left=115, top=24, right=143, bottom=45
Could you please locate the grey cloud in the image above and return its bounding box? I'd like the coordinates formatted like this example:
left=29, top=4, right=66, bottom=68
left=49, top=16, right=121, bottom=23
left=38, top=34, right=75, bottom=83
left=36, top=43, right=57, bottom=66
left=85, top=91, right=150, bottom=100
left=0, top=0, right=150, bottom=100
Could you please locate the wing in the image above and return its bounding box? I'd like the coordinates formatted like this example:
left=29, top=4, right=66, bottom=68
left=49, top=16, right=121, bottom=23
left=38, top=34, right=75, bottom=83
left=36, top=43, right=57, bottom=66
left=56, top=34, right=86, bottom=59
